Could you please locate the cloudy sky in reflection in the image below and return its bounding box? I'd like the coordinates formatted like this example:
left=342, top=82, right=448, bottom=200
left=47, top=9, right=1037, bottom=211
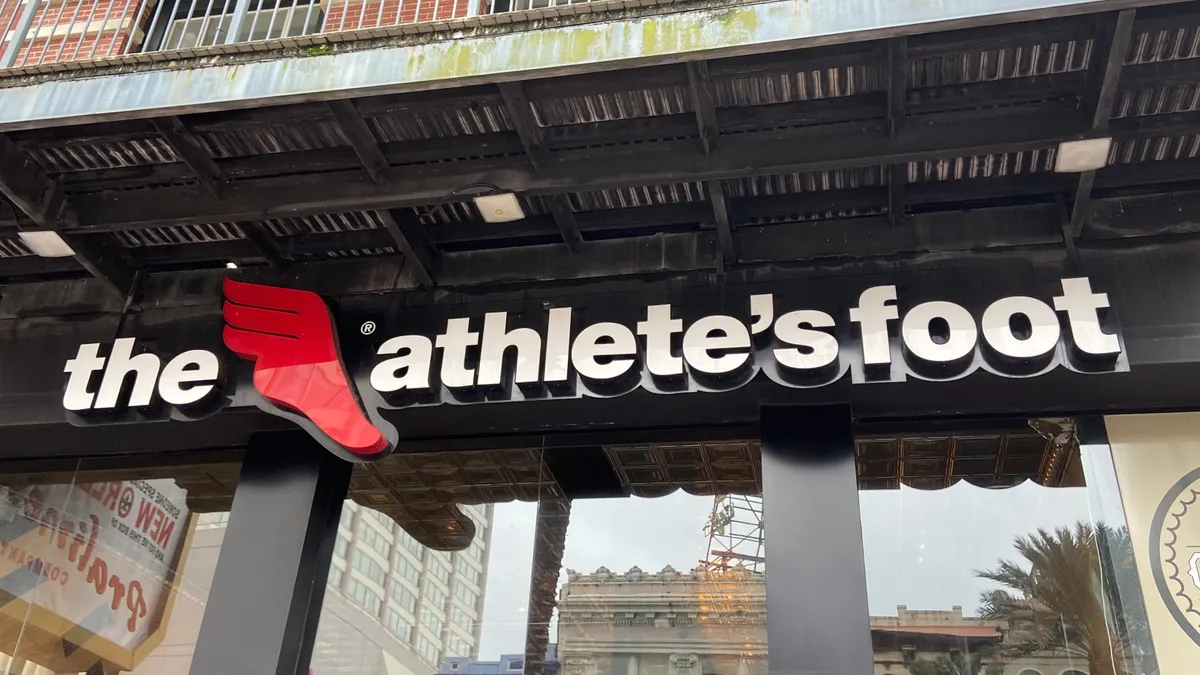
left=475, top=451, right=1127, bottom=660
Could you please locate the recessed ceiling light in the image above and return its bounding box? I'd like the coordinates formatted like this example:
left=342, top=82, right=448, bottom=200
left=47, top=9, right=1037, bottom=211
left=225, top=262, right=239, bottom=270
left=1054, top=137, right=1113, bottom=173
left=473, top=193, right=525, bottom=223
left=17, top=231, right=75, bottom=258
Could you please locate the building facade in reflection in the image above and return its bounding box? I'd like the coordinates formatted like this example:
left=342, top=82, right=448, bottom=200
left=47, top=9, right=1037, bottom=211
left=124, top=500, right=494, bottom=675
left=556, top=566, right=1092, bottom=675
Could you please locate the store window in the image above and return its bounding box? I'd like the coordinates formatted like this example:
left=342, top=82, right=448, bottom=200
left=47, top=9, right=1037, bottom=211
left=856, top=419, right=1156, bottom=675
left=1103, top=412, right=1200, bottom=675
left=0, top=456, right=242, bottom=675
left=310, top=445, right=768, bottom=675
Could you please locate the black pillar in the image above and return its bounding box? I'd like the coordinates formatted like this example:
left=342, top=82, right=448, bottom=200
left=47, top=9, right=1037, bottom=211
left=189, top=432, right=352, bottom=675
left=761, top=405, right=873, bottom=675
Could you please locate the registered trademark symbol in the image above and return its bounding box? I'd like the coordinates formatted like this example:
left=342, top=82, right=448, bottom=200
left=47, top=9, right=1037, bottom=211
left=361, top=321, right=377, bottom=336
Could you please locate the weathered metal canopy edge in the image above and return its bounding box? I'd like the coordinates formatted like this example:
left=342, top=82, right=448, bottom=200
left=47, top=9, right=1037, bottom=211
left=0, top=0, right=1167, bottom=130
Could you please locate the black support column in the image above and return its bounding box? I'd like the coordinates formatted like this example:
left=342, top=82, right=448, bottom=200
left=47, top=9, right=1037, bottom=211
left=761, top=405, right=873, bottom=675
left=189, top=432, right=352, bottom=675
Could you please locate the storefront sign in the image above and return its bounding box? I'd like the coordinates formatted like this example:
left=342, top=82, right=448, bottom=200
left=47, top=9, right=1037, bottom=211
left=1107, top=413, right=1200, bottom=675
left=0, top=478, right=191, bottom=671
left=61, top=276, right=1127, bottom=461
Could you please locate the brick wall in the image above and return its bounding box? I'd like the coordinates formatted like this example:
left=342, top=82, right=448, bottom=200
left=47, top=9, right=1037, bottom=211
left=0, top=0, right=149, bottom=67
left=321, top=0, right=473, bottom=31
left=1, top=0, right=486, bottom=69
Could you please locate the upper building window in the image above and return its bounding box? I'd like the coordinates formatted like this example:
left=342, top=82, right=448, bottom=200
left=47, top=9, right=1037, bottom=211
left=357, top=520, right=391, bottom=557
left=143, top=0, right=324, bottom=53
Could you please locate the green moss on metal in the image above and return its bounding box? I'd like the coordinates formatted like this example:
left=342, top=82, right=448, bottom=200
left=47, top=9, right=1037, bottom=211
left=0, top=0, right=746, bottom=89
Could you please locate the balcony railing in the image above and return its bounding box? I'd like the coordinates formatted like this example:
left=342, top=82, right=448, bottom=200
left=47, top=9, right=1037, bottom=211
left=0, top=0, right=586, bottom=71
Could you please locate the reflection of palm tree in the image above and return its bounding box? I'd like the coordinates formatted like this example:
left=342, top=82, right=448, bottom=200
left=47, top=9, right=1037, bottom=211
left=908, top=653, right=998, bottom=675
left=975, top=522, right=1156, bottom=675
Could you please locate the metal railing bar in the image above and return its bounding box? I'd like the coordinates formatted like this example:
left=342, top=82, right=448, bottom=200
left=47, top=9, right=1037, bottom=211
left=140, top=0, right=174, bottom=53
left=244, top=0, right=265, bottom=42
left=87, top=0, right=122, bottom=58
left=264, top=0, right=283, bottom=41
left=179, top=0, right=207, bottom=49
left=196, top=0, right=223, bottom=48
left=299, top=0, right=317, bottom=37
left=68, top=0, right=102, bottom=60
left=14, top=0, right=50, bottom=66
left=50, top=0, right=89, bottom=62
left=0, top=0, right=29, bottom=67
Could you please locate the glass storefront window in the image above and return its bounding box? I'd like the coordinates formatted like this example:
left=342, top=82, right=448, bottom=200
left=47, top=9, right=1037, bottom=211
left=310, top=446, right=768, bottom=675
left=856, top=421, right=1157, bottom=675
left=0, top=457, right=242, bottom=675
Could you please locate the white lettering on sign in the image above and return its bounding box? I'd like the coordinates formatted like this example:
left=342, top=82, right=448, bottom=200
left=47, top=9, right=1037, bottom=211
left=63, top=338, right=221, bottom=412
left=63, top=277, right=1123, bottom=414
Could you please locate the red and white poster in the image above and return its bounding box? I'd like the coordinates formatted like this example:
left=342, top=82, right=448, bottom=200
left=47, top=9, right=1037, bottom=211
left=0, top=478, right=190, bottom=650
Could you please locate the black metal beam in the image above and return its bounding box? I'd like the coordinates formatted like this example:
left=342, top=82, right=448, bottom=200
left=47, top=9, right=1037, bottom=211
left=0, top=134, right=137, bottom=296
left=687, top=61, right=719, bottom=155
left=14, top=187, right=1200, bottom=291
left=327, top=99, right=389, bottom=185
left=1070, top=9, right=1136, bottom=238
left=761, top=405, right=873, bottom=675
left=499, top=82, right=545, bottom=168
left=706, top=180, right=734, bottom=269
left=545, top=194, right=583, bottom=253
left=150, top=116, right=225, bottom=199
left=236, top=221, right=287, bottom=269
left=887, top=37, right=909, bottom=229
left=73, top=104, right=1096, bottom=232
left=189, top=431, right=351, bottom=675
left=377, top=209, right=436, bottom=288
left=499, top=81, right=589, bottom=253
left=521, top=499, right=570, bottom=675
left=687, top=60, right=730, bottom=271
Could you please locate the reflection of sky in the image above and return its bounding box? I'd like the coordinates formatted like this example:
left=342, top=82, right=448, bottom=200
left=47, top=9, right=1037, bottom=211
left=475, top=448, right=1128, bottom=660
left=859, top=481, right=1094, bottom=616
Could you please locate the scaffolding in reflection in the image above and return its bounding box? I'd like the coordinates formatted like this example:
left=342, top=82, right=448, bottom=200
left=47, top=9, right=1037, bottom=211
left=702, top=494, right=765, bottom=572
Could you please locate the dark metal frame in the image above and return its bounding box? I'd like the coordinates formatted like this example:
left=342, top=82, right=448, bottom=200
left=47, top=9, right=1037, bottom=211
left=189, top=431, right=351, bottom=675
left=762, top=405, right=874, bottom=675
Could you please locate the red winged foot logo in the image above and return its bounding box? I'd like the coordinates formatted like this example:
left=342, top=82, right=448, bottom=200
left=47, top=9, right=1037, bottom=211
left=221, top=278, right=392, bottom=461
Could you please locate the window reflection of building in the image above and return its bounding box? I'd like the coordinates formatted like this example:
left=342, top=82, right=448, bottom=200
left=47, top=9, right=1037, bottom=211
left=320, top=500, right=494, bottom=672
left=128, top=500, right=494, bottom=675
left=556, top=567, right=1093, bottom=675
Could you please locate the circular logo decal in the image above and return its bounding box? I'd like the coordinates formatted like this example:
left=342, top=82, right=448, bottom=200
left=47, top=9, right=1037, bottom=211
left=117, top=486, right=135, bottom=518
left=1151, top=465, right=1200, bottom=646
